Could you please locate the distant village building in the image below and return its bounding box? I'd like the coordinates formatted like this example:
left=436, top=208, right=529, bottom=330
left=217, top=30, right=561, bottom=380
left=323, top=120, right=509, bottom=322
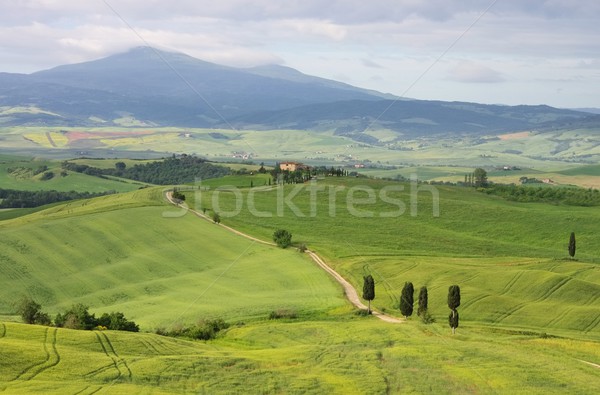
left=279, top=161, right=309, bottom=172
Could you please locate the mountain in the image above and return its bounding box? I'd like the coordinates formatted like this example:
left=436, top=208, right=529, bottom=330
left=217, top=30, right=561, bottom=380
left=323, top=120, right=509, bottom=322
left=0, top=46, right=598, bottom=139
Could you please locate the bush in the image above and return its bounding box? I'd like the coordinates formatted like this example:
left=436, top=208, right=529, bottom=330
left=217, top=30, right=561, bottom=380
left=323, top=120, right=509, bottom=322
left=273, top=229, right=292, bottom=248
left=17, top=297, right=51, bottom=325
left=212, top=211, right=221, bottom=224
left=269, top=309, right=298, bottom=320
left=156, top=319, right=230, bottom=341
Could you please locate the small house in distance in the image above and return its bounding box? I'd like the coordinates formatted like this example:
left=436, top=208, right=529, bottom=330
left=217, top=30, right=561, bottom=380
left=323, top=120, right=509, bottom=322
left=279, top=161, right=309, bottom=172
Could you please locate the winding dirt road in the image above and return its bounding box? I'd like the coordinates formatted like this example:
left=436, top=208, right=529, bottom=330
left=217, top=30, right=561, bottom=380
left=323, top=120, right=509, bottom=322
left=165, top=191, right=403, bottom=324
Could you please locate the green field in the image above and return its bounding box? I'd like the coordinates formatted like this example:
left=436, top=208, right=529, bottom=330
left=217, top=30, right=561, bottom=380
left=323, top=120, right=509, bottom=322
left=4, top=127, right=600, bottom=173
left=187, top=177, right=600, bottom=339
left=1, top=174, right=600, bottom=393
left=0, top=157, right=145, bottom=193
left=0, top=188, right=344, bottom=327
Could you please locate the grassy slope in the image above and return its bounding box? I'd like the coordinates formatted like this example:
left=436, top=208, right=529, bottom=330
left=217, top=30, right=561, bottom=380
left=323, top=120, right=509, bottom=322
left=0, top=188, right=345, bottom=328
left=1, top=182, right=600, bottom=393
left=1, top=320, right=599, bottom=394
left=0, top=157, right=144, bottom=193
left=189, top=177, right=600, bottom=337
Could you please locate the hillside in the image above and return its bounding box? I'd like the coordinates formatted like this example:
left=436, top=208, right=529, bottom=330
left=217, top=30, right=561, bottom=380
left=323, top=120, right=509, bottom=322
left=1, top=47, right=597, bottom=137
left=1, top=182, right=600, bottom=393
left=0, top=188, right=345, bottom=327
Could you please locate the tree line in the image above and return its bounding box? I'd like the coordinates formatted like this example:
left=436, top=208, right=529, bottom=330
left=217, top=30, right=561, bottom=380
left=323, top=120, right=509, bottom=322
left=482, top=183, right=600, bottom=206
left=17, top=297, right=139, bottom=332
left=0, top=188, right=114, bottom=208
left=62, top=154, right=230, bottom=185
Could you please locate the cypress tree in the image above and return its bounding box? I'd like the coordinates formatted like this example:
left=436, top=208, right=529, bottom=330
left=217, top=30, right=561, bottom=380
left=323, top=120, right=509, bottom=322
left=568, top=232, right=576, bottom=258
left=417, top=286, right=428, bottom=317
left=448, top=285, right=461, bottom=334
left=399, top=282, right=414, bottom=318
left=362, top=275, right=375, bottom=314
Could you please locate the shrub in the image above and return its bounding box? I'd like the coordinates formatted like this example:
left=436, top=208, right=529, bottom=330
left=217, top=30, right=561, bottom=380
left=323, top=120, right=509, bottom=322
left=273, top=229, right=292, bottom=248
left=269, top=309, right=298, bottom=320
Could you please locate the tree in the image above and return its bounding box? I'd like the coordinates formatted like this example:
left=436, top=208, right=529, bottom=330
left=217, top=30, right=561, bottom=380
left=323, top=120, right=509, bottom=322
left=448, top=285, right=461, bottom=334
left=273, top=229, right=292, bottom=248
left=115, top=161, right=127, bottom=171
left=97, top=312, right=139, bottom=332
left=17, top=297, right=50, bottom=325
left=55, top=304, right=97, bottom=330
left=568, top=232, right=576, bottom=258
left=362, top=275, right=375, bottom=314
left=399, top=282, right=414, bottom=318
left=473, top=168, right=488, bottom=187
left=212, top=211, right=221, bottom=224
left=417, top=286, right=428, bottom=317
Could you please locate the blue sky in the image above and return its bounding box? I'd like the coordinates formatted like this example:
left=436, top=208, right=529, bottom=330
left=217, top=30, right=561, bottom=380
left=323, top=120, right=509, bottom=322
left=1, top=0, right=599, bottom=108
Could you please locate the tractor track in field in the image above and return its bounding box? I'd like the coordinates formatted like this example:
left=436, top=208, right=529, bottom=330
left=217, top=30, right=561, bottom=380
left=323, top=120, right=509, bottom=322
left=9, top=327, right=60, bottom=383
left=94, top=332, right=132, bottom=381
left=165, top=191, right=403, bottom=324
left=494, top=276, right=572, bottom=323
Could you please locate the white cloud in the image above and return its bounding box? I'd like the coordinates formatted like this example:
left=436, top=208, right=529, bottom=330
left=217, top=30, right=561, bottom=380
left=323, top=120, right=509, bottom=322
left=0, top=0, right=599, bottom=106
left=447, top=61, right=505, bottom=83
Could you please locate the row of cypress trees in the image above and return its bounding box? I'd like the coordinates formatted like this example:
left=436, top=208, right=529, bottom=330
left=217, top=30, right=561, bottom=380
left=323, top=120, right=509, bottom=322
left=362, top=275, right=461, bottom=333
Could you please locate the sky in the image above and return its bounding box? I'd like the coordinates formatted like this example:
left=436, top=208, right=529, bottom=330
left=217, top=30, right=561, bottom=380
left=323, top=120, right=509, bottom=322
left=1, top=0, right=599, bottom=108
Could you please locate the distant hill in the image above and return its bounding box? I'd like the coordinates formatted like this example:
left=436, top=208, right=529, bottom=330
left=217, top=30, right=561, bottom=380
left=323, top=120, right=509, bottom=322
left=1, top=46, right=598, bottom=140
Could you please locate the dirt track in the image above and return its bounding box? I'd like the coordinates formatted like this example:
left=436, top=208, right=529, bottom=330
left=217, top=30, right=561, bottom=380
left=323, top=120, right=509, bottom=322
left=165, top=191, right=403, bottom=324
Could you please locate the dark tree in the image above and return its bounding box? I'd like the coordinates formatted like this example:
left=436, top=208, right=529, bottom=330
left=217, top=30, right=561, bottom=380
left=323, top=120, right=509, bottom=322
left=17, top=297, right=42, bottom=324
left=273, top=229, right=292, bottom=248
left=362, top=275, right=375, bottom=314
left=448, top=310, right=459, bottom=333
left=569, top=232, right=576, bottom=258
left=115, top=161, right=127, bottom=171
left=212, top=211, right=221, bottom=224
left=448, top=285, right=461, bottom=334
left=399, top=282, right=414, bottom=318
left=473, top=168, right=488, bottom=187
left=417, top=286, right=428, bottom=317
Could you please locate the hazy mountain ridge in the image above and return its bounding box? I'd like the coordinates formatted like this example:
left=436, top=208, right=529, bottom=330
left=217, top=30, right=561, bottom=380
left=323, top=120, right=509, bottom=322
left=1, top=47, right=598, bottom=138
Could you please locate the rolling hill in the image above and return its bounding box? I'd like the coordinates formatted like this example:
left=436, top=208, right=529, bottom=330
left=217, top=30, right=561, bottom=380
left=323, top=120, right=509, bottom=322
left=1, top=178, right=600, bottom=393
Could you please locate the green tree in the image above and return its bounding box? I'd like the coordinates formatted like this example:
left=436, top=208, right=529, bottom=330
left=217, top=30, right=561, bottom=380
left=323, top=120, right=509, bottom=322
left=417, top=286, right=428, bottom=317
left=97, top=312, right=139, bottom=332
left=569, top=232, right=576, bottom=258
left=273, top=229, right=292, bottom=248
left=473, top=168, right=488, bottom=187
left=448, top=285, right=461, bottom=334
left=17, top=297, right=50, bottom=325
left=115, top=161, right=126, bottom=171
left=362, top=275, right=375, bottom=314
left=212, top=211, right=221, bottom=224
left=448, top=310, right=459, bottom=333
left=399, top=282, right=414, bottom=318
left=55, top=304, right=97, bottom=330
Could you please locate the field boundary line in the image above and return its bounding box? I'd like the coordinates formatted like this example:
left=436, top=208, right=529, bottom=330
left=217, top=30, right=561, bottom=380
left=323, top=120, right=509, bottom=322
left=165, top=191, right=403, bottom=324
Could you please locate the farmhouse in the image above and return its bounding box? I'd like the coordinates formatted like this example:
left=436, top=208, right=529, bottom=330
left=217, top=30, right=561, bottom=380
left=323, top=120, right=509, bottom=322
left=279, top=161, right=309, bottom=171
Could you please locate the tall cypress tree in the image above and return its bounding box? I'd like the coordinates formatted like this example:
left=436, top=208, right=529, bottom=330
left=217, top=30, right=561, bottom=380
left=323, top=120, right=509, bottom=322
left=568, top=232, right=576, bottom=259
left=448, top=285, right=461, bottom=334
left=417, top=286, right=428, bottom=317
left=399, top=282, right=414, bottom=318
left=362, top=275, right=375, bottom=314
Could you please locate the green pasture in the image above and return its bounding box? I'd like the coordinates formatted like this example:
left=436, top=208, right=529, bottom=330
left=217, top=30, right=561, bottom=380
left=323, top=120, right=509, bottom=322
left=0, top=156, right=144, bottom=193
left=1, top=318, right=599, bottom=394
left=0, top=188, right=345, bottom=328
left=187, top=177, right=600, bottom=338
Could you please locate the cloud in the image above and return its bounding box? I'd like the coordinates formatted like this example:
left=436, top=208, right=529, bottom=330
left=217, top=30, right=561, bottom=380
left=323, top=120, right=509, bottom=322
left=0, top=0, right=599, bottom=106
left=447, top=61, right=505, bottom=83
left=362, top=59, right=384, bottom=69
